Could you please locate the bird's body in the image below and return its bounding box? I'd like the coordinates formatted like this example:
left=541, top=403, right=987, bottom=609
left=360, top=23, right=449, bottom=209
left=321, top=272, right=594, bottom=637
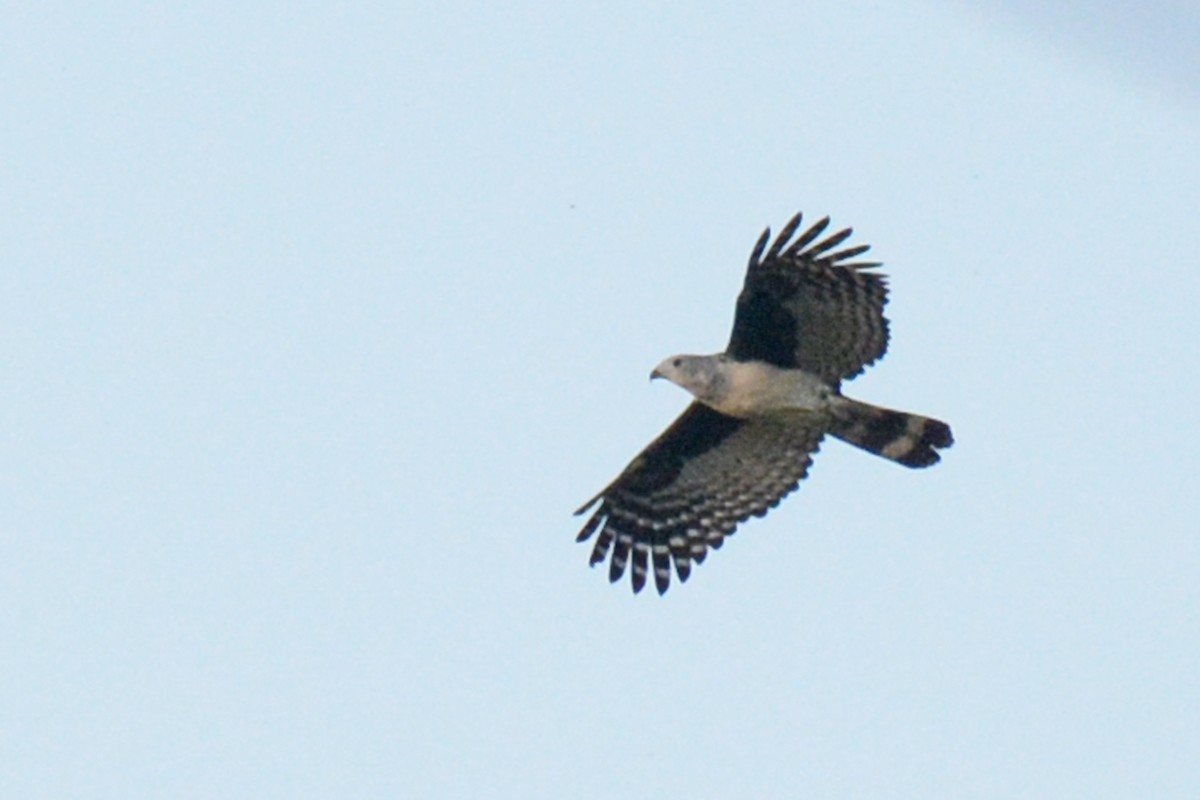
left=651, top=355, right=833, bottom=418
left=575, top=212, right=952, bottom=594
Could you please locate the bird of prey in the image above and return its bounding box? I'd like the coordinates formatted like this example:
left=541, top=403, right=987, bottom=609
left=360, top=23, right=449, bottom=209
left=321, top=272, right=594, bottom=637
left=574, top=211, right=952, bottom=595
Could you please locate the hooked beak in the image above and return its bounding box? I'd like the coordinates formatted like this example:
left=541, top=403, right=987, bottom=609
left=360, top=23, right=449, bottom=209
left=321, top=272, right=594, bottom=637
left=649, top=367, right=664, bottom=381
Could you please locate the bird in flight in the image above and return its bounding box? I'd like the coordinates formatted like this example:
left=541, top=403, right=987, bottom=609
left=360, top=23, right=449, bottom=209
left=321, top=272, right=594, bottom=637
left=575, top=211, right=952, bottom=594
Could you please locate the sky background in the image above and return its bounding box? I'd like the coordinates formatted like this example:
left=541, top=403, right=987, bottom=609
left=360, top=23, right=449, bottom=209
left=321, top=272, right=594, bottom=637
left=3, top=2, right=1199, bottom=797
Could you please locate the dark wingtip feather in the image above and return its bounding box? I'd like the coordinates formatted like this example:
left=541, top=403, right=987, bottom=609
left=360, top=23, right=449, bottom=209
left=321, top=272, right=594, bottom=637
left=670, top=539, right=692, bottom=584
left=827, top=243, right=872, bottom=262
left=765, top=212, right=803, bottom=262
left=805, top=226, right=854, bottom=258
left=630, top=545, right=649, bottom=594
left=674, top=557, right=691, bottom=583
left=783, top=215, right=831, bottom=257
left=747, top=227, right=771, bottom=270
left=574, top=493, right=602, bottom=516
left=652, top=548, right=671, bottom=595
left=608, top=534, right=630, bottom=583
left=588, top=525, right=615, bottom=566
left=575, top=509, right=603, bottom=542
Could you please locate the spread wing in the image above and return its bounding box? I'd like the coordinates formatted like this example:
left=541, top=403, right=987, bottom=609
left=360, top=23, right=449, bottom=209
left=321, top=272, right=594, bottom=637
left=575, top=402, right=826, bottom=594
left=726, top=212, right=889, bottom=385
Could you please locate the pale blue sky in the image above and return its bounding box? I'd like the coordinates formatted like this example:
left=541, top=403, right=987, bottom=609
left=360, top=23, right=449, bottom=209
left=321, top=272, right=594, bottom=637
left=3, top=2, right=1199, bottom=797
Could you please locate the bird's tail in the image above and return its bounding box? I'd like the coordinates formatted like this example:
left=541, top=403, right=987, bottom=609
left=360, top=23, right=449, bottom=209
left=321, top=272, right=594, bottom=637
left=829, top=397, right=953, bottom=468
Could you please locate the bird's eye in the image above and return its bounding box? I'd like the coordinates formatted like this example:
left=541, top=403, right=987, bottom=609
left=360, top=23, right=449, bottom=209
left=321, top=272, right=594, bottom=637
left=673, top=358, right=682, bottom=367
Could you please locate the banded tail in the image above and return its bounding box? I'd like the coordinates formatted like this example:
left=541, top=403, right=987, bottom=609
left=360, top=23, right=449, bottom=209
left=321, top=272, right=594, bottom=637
left=830, top=398, right=953, bottom=468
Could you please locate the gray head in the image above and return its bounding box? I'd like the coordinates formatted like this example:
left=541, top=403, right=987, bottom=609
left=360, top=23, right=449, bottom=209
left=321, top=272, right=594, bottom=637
left=650, top=353, right=728, bottom=401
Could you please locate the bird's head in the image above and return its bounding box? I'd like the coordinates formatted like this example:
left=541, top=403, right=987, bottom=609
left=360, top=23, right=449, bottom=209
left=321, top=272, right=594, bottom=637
left=650, top=354, right=727, bottom=400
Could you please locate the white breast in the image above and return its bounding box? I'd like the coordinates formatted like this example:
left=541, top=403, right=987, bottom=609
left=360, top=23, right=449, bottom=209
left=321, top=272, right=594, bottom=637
left=710, top=361, right=831, bottom=417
